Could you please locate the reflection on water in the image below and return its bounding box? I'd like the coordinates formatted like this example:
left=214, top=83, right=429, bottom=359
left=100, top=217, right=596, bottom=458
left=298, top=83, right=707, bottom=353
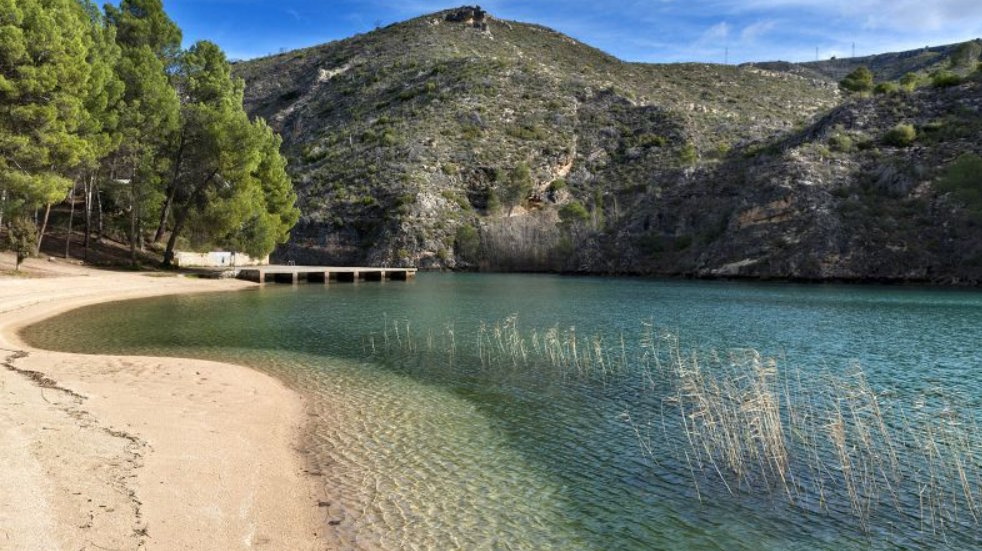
left=23, top=274, right=982, bottom=549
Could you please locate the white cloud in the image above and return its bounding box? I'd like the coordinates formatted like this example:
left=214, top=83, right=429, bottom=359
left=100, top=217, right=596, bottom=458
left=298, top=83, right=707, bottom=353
left=740, top=20, right=777, bottom=42
left=702, top=21, right=731, bottom=41
left=710, top=0, right=982, bottom=33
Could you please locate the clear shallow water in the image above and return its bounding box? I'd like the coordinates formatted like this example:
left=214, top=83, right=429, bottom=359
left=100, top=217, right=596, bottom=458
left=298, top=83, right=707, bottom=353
left=23, top=274, right=982, bottom=550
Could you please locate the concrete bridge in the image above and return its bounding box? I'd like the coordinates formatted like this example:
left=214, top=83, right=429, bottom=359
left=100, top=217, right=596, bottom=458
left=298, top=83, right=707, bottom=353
left=237, top=266, right=417, bottom=284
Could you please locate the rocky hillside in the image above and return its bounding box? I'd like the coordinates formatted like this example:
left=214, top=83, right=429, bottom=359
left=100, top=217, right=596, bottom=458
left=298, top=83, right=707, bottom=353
left=237, top=7, right=982, bottom=284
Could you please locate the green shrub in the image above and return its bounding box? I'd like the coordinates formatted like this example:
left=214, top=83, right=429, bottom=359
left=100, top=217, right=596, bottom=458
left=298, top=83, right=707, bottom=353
left=506, top=124, right=547, bottom=141
left=899, top=72, right=921, bottom=91
left=949, top=41, right=982, bottom=69
left=840, top=66, right=874, bottom=94
left=883, top=123, right=916, bottom=147
left=454, top=224, right=480, bottom=261
left=592, top=189, right=605, bottom=230
left=855, top=135, right=875, bottom=151
left=547, top=178, right=567, bottom=192
left=460, top=123, right=482, bottom=141
left=713, top=142, right=732, bottom=158
left=6, top=217, right=37, bottom=271
left=678, top=143, right=698, bottom=165
left=486, top=189, right=501, bottom=214
left=937, top=153, right=982, bottom=217
left=873, top=82, right=898, bottom=95
left=829, top=133, right=853, bottom=152
left=501, top=163, right=533, bottom=212
left=379, top=131, right=399, bottom=146
left=559, top=201, right=590, bottom=225
left=635, top=133, right=668, bottom=148
left=441, top=162, right=459, bottom=175
left=302, top=145, right=327, bottom=163
left=441, top=190, right=471, bottom=210
left=932, top=70, right=963, bottom=88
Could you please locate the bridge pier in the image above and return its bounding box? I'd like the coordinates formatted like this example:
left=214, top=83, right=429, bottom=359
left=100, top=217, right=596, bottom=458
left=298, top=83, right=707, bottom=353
left=238, top=266, right=417, bottom=285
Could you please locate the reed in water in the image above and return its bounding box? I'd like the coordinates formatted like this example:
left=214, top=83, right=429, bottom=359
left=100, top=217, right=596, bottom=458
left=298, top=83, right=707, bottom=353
left=366, top=315, right=982, bottom=537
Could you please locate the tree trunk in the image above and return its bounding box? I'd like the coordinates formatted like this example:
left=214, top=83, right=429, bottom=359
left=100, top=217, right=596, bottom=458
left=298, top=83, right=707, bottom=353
left=35, top=203, right=51, bottom=255
left=138, top=204, right=144, bottom=251
left=130, top=190, right=138, bottom=267
left=0, top=188, right=6, bottom=230
left=65, top=182, right=76, bottom=258
left=154, top=132, right=186, bottom=243
left=162, top=172, right=216, bottom=267
left=130, top=175, right=143, bottom=267
left=95, top=186, right=103, bottom=243
left=162, top=208, right=189, bottom=267
left=154, top=183, right=178, bottom=243
left=83, top=176, right=93, bottom=261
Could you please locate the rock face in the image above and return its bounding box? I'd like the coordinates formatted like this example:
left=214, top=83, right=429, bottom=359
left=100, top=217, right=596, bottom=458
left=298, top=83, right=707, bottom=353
left=444, top=5, right=488, bottom=31
left=235, top=10, right=982, bottom=284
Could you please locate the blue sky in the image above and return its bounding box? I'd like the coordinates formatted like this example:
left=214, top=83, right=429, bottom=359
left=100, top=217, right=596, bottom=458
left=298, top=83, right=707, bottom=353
left=162, top=1, right=982, bottom=64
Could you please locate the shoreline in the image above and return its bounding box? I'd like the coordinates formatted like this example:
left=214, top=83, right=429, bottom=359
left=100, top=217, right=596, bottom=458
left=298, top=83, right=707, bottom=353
left=438, top=267, right=982, bottom=289
left=0, top=254, right=325, bottom=550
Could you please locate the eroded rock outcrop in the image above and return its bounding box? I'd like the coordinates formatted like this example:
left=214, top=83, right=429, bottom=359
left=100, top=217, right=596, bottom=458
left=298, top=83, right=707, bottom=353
left=445, top=6, right=489, bottom=31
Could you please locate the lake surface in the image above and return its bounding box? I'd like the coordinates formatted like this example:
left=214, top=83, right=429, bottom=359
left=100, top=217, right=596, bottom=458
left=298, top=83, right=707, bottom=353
left=24, top=274, right=982, bottom=550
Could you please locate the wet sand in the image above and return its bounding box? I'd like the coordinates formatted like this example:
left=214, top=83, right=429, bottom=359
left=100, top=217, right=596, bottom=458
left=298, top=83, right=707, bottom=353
left=0, top=253, right=324, bottom=550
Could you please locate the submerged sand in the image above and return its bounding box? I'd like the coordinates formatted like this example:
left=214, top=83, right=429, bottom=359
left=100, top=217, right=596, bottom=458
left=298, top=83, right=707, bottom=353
left=0, top=253, right=324, bottom=550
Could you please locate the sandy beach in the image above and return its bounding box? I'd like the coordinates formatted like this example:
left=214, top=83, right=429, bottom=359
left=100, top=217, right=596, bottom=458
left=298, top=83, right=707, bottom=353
left=0, top=253, right=324, bottom=550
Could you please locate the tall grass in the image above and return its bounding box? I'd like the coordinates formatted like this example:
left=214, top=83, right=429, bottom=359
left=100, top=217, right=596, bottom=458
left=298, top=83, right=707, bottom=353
left=365, top=315, right=982, bottom=538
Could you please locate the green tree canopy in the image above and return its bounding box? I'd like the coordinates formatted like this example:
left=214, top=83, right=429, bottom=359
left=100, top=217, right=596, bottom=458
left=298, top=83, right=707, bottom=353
left=76, top=1, right=125, bottom=166
left=162, top=41, right=298, bottom=264
left=840, top=66, right=874, bottom=94
left=104, top=0, right=181, bottom=65
left=0, top=0, right=95, bottom=216
left=212, top=120, right=299, bottom=258
left=6, top=215, right=37, bottom=270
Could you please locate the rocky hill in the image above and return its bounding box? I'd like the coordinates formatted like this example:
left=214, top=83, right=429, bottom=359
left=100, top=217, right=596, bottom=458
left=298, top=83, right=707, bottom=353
left=753, top=39, right=982, bottom=82
left=236, top=7, right=982, bottom=284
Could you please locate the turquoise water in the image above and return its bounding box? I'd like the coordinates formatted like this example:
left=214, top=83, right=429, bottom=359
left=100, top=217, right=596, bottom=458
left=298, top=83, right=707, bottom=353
left=23, top=274, right=982, bottom=549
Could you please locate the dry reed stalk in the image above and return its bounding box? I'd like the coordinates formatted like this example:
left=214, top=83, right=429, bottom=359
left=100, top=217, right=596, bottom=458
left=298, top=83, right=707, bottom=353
left=359, top=316, right=982, bottom=538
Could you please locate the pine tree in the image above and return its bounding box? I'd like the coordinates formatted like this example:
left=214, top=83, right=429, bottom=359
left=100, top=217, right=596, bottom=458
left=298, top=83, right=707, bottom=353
left=104, top=0, right=182, bottom=67
left=223, top=120, right=300, bottom=258
left=7, top=216, right=37, bottom=271
left=162, top=41, right=298, bottom=265
left=0, top=0, right=94, bottom=239
left=98, top=0, right=181, bottom=263
left=1, top=0, right=299, bottom=267
left=65, top=1, right=125, bottom=258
